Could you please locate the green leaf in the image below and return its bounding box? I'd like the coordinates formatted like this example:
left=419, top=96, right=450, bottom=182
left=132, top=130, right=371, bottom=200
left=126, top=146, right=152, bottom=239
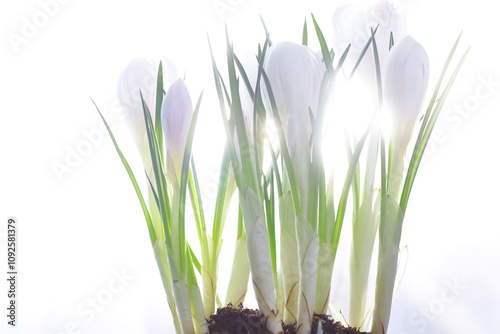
left=261, top=68, right=301, bottom=215
left=259, top=15, right=271, bottom=45
left=334, top=44, right=351, bottom=74
left=212, top=147, right=232, bottom=256
left=188, top=243, right=202, bottom=274
left=93, top=100, right=157, bottom=246
left=349, top=25, right=379, bottom=79
left=208, top=35, right=245, bottom=192
left=400, top=43, right=469, bottom=214
left=155, top=61, right=165, bottom=163
left=312, top=14, right=333, bottom=73
left=302, top=18, right=308, bottom=46
left=264, top=174, right=277, bottom=276
left=188, top=159, right=208, bottom=254
left=332, top=119, right=373, bottom=254
left=178, top=92, right=204, bottom=273
left=237, top=204, right=244, bottom=238
left=141, top=92, right=172, bottom=247
left=225, top=28, right=259, bottom=194
left=345, top=133, right=360, bottom=211
left=371, top=28, right=383, bottom=107
left=349, top=189, right=380, bottom=327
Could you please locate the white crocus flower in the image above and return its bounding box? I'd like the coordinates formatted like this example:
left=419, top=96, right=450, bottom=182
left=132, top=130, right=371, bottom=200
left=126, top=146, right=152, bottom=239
left=161, top=78, right=194, bottom=188
left=117, top=57, right=182, bottom=333
left=384, top=35, right=429, bottom=199
left=371, top=37, right=429, bottom=334
left=384, top=36, right=430, bottom=148
left=263, top=41, right=324, bottom=137
left=332, top=0, right=406, bottom=83
left=264, top=41, right=323, bottom=333
left=117, top=57, right=178, bottom=173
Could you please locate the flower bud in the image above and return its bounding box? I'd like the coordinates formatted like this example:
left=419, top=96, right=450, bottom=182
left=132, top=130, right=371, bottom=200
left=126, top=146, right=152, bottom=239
left=263, top=41, right=324, bottom=135
left=117, top=57, right=178, bottom=171
left=161, top=78, right=193, bottom=186
left=383, top=36, right=429, bottom=145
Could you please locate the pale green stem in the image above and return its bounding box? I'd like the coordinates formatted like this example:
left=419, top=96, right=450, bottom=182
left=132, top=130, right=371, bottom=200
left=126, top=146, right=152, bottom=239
left=201, top=264, right=216, bottom=318
left=154, top=240, right=182, bottom=334
left=190, top=283, right=209, bottom=334
left=240, top=188, right=283, bottom=334
left=371, top=195, right=403, bottom=334
left=166, top=247, right=196, bottom=334
left=313, top=241, right=335, bottom=314
left=296, top=216, right=319, bottom=334
left=225, top=236, right=250, bottom=306
left=387, top=142, right=405, bottom=199
left=279, top=192, right=299, bottom=324
left=205, top=180, right=236, bottom=316
left=148, top=187, right=165, bottom=241
left=349, top=190, right=380, bottom=328
left=363, top=120, right=380, bottom=201
left=171, top=192, right=181, bottom=267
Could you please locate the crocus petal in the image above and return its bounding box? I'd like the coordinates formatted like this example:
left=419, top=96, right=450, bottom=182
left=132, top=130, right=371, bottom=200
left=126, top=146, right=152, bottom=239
left=383, top=36, right=429, bottom=144
left=332, top=1, right=407, bottom=82
left=263, top=41, right=324, bottom=135
left=117, top=57, right=178, bottom=169
left=161, top=78, right=193, bottom=186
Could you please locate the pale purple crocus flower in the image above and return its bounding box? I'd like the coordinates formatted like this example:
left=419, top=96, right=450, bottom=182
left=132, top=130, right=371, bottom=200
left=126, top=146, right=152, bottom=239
left=161, top=78, right=193, bottom=187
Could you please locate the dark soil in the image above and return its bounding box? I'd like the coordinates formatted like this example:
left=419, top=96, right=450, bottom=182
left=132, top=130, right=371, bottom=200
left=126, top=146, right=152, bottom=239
left=208, top=304, right=369, bottom=334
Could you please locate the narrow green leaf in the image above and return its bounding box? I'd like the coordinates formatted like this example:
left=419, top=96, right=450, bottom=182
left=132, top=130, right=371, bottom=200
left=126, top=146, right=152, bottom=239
left=226, top=28, right=259, bottom=194
left=261, top=69, right=301, bottom=215
left=265, top=139, right=283, bottom=198
left=188, top=160, right=207, bottom=252
left=93, top=100, right=157, bottom=246
left=400, top=46, right=469, bottom=214
left=400, top=33, right=463, bottom=212
left=178, top=92, right=204, bottom=273
left=302, top=18, right=308, bottom=46
left=323, top=172, right=335, bottom=244
left=349, top=25, right=379, bottom=79
left=188, top=243, right=202, bottom=274
left=208, top=35, right=245, bottom=191
left=141, top=92, right=172, bottom=247
left=332, top=119, right=373, bottom=253
left=234, top=55, right=255, bottom=101
left=237, top=204, right=244, bottom=238
left=212, top=147, right=231, bottom=253
left=155, top=61, right=165, bottom=163
left=259, top=15, right=271, bottom=45
left=312, top=14, right=333, bottom=72
left=345, top=133, right=360, bottom=211
left=334, top=44, right=351, bottom=74
left=318, top=156, right=327, bottom=232
left=371, top=28, right=383, bottom=106
left=264, top=174, right=277, bottom=275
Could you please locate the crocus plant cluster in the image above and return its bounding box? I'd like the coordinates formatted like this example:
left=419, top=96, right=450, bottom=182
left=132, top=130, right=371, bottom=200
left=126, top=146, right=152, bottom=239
left=95, top=1, right=468, bottom=333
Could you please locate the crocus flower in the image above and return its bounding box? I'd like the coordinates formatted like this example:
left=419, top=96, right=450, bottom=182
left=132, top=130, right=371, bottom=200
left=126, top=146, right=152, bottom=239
left=332, top=1, right=406, bottom=82
left=117, top=57, right=178, bottom=172
left=384, top=36, right=430, bottom=147
left=263, top=41, right=324, bottom=136
left=161, top=78, right=194, bottom=187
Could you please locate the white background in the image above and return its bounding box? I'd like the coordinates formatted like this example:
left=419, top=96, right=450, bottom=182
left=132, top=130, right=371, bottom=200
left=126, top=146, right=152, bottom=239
left=1, top=0, right=499, bottom=333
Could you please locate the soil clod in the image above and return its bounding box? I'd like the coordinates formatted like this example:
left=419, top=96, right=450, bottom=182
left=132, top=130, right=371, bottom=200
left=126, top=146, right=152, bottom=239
left=208, top=305, right=369, bottom=334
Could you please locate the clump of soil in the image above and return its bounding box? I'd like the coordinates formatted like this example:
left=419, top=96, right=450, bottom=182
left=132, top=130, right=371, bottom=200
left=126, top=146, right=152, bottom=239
left=208, top=304, right=369, bottom=334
